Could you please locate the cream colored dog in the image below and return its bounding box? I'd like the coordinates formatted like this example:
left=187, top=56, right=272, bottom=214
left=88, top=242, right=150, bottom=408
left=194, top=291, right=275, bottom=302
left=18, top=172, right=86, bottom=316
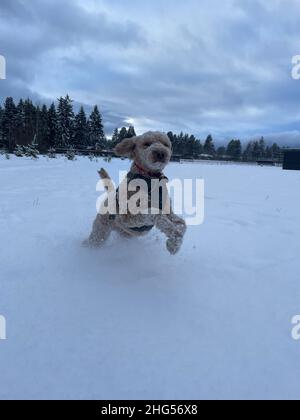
left=86, top=131, right=186, bottom=255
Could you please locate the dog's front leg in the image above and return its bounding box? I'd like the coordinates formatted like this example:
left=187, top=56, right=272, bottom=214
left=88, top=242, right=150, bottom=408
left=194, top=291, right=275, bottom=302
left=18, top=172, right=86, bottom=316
left=155, top=213, right=186, bottom=255
left=85, top=214, right=112, bottom=248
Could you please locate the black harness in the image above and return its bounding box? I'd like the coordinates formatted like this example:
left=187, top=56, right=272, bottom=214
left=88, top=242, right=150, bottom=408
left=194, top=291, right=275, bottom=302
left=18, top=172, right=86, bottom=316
left=110, top=171, right=168, bottom=233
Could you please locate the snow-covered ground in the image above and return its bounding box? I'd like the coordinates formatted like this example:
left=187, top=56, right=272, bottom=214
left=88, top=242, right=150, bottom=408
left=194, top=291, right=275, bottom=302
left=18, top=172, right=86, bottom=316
left=0, top=155, right=300, bottom=400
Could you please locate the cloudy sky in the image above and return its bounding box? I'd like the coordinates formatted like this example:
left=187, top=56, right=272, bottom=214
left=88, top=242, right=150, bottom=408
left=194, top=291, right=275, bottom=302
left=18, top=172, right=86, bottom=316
left=1, top=0, right=300, bottom=143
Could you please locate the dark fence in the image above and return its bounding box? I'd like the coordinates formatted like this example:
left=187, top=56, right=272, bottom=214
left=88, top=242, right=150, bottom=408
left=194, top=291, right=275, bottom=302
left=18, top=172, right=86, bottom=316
left=51, top=148, right=284, bottom=166
left=54, top=148, right=116, bottom=157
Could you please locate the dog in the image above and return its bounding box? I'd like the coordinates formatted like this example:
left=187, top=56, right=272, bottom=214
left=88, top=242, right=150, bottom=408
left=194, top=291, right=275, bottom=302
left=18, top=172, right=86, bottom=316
left=86, top=131, right=186, bottom=255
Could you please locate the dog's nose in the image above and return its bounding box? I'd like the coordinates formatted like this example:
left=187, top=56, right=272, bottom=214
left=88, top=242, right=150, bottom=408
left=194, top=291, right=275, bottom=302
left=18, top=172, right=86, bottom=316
left=153, top=151, right=166, bottom=162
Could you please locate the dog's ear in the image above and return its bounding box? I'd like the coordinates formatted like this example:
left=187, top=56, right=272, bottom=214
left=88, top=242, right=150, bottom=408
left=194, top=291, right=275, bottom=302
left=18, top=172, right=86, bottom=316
left=114, top=137, right=136, bottom=159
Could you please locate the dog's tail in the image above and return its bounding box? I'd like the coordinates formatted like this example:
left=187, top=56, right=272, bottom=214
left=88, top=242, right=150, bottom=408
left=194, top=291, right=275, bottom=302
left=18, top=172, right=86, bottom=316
left=98, top=168, right=115, bottom=192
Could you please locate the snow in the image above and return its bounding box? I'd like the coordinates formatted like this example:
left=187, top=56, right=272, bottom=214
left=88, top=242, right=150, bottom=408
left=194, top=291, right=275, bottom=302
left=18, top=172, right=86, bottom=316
left=0, top=155, right=300, bottom=400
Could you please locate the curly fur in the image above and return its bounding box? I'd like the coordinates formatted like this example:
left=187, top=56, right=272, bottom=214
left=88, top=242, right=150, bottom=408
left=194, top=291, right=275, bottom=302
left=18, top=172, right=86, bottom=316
left=85, top=131, right=186, bottom=255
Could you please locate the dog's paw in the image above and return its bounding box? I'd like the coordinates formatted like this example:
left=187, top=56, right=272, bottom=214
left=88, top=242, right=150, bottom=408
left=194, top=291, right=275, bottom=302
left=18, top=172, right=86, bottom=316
left=166, top=238, right=183, bottom=255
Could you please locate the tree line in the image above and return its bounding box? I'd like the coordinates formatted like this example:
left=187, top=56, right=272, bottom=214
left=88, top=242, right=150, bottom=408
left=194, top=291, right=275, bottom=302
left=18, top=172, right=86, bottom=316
left=167, top=132, right=282, bottom=161
left=0, top=95, right=136, bottom=154
left=0, top=95, right=283, bottom=161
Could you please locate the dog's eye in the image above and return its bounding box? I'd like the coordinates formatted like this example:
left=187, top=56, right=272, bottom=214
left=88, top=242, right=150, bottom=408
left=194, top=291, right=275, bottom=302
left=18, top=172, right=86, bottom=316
left=144, top=142, right=151, bottom=148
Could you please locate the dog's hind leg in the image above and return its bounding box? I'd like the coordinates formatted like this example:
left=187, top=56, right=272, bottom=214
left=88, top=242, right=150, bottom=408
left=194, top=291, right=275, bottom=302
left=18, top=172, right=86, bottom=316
left=85, top=214, right=112, bottom=247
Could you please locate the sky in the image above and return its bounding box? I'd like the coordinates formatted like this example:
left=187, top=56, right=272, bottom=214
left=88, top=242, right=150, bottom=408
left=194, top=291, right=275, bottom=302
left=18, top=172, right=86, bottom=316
left=1, top=0, right=300, bottom=144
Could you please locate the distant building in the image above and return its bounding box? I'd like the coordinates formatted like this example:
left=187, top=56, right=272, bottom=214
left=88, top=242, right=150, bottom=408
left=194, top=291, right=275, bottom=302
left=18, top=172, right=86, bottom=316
left=283, top=149, right=300, bottom=171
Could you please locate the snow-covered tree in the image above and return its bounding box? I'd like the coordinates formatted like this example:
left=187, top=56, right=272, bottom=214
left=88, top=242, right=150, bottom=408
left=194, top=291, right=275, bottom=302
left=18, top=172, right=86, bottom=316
left=14, top=144, right=24, bottom=157
left=23, top=136, right=39, bottom=159
left=47, top=148, right=56, bottom=159
left=56, top=95, right=75, bottom=149
left=65, top=147, right=76, bottom=161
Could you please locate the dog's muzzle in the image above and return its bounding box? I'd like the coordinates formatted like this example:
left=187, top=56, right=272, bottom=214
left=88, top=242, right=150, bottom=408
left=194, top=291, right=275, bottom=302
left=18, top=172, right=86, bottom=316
left=152, top=150, right=167, bottom=163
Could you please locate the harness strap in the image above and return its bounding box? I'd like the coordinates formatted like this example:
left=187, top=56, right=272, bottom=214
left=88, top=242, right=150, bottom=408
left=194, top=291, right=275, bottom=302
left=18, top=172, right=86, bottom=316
left=128, top=225, right=154, bottom=233
left=115, top=171, right=168, bottom=212
left=109, top=171, right=169, bottom=234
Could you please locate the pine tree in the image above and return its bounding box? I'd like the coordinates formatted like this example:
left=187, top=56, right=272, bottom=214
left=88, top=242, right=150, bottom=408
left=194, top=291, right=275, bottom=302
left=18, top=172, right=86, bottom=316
left=14, top=99, right=25, bottom=146
left=193, top=136, right=202, bottom=156
left=226, top=140, right=234, bottom=157
left=36, top=105, right=49, bottom=153
left=252, top=141, right=260, bottom=159
left=23, top=99, right=37, bottom=147
left=74, top=106, right=88, bottom=149
left=167, top=131, right=175, bottom=147
left=226, top=139, right=242, bottom=160
left=243, top=141, right=254, bottom=161
left=111, top=128, right=120, bottom=148
left=258, top=136, right=266, bottom=158
left=195, top=138, right=203, bottom=155
left=0, top=106, right=4, bottom=148
left=271, top=143, right=282, bottom=160
left=181, top=133, right=189, bottom=156
left=203, top=134, right=216, bottom=156
left=127, top=126, right=136, bottom=138
left=47, top=103, right=58, bottom=150
left=168, top=132, right=181, bottom=155
left=88, top=105, right=106, bottom=149
left=265, top=146, right=271, bottom=159
left=56, top=95, right=75, bottom=148
left=234, top=140, right=242, bottom=160
left=118, top=127, right=128, bottom=142
left=14, top=144, right=24, bottom=157
left=2, top=97, right=16, bottom=151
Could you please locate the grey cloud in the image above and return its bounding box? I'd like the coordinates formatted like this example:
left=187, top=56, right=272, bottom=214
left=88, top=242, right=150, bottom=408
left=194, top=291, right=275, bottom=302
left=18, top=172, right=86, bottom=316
left=1, top=0, right=300, bottom=144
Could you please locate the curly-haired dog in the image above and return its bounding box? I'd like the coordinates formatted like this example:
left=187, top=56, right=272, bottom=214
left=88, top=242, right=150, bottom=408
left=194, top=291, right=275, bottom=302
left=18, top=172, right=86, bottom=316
left=86, top=131, right=186, bottom=255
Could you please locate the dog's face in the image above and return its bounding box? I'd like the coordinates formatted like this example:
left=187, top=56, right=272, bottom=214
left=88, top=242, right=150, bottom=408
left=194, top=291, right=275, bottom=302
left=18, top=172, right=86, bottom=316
left=115, top=131, right=172, bottom=172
